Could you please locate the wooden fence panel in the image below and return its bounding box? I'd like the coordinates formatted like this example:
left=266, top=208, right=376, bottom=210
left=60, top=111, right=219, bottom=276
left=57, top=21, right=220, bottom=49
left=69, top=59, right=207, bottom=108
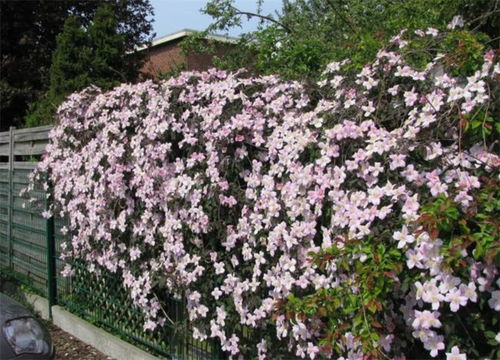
left=0, top=126, right=52, bottom=296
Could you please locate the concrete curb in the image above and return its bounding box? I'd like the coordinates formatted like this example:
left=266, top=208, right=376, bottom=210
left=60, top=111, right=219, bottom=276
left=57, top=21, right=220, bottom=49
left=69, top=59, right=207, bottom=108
left=9, top=292, right=160, bottom=360
left=12, top=291, right=162, bottom=360
left=25, top=292, right=50, bottom=320
left=51, top=305, right=161, bottom=360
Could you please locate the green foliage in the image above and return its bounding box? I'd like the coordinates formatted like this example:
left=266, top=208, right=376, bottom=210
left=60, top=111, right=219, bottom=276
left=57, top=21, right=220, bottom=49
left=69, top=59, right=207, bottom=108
left=441, top=30, right=488, bottom=76
left=49, top=16, right=92, bottom=95
left=26, top=5, right=128, bottom=127
left=420, top=179, right=500, bottom=274
left=0, top=0, right=153, bottom=130
left=88, top=5, right=127, bottom=88
left=25, top=95, right=64, bottom=128
left=282, top=236, right=403, bottom=357
left=202, top=0, right=499, bottom=80
left=280, top=176, right=500, bottom=358
left=417, top=179, right=500, bottom=359
left=0, top=0, right=73, bottom=130
left=26, top=15, right=88, bottom=127
left=157, top=63, right=187, bottom=81
left=254, top=25, right=328, bottom=80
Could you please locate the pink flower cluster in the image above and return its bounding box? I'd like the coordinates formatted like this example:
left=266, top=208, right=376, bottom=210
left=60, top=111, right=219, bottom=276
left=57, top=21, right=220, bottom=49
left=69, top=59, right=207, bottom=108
left=28, top=28, right=499, bottom=359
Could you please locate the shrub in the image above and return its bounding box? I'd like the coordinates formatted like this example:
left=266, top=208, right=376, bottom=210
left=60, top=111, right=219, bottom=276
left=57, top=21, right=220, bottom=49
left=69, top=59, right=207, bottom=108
left=27, top=23, right=499, bottom=359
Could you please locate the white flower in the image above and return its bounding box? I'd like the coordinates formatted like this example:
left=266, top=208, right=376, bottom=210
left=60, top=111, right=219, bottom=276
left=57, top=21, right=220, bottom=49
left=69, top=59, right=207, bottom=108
left=447, top=15, right=465, bottom=29
left=488, top=290, right=500, bottom=311
left=412, top=310, right=442, bottom=329
left=211, top=287, right=222, bottom=300
left=439, top=275, right=460, bottom=294
left=446, top=346, right=466, bottom=360
left=393, top=226, right=415, bottom=249
left=214, top=261, right=225, bottom=275
left=143, top=319, right=157, bottom=331
left=445, top=288, right=468, bottom=312
left=406, top=249, right=424, bottom=269
left=404, top=88, right=419, bottom=106
left=388, top=85, right=399, bottom=95
left=424, top=334, right=445, bottom=357
left=61, top=264, right=74, bottom=277
left=424, top=335, right=444, bottom=357
left=422, top=282, right=445, bottom=310
left=426, top=27, right=439, bottom=37
left=129, top=247, right=141, bottom=261
left=459, top=282, right=477, bottom=302
left=362, top=101, right=376, bottom=116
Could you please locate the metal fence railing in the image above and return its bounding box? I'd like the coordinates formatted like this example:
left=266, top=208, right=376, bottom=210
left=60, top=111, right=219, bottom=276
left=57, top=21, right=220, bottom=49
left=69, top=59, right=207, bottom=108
left=0, top=126, right=224, bottom=360
left=56, top=261, right=223, bottom=359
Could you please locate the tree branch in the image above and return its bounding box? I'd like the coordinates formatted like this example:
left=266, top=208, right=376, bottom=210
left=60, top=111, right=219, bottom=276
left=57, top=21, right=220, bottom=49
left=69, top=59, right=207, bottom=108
left=229, top=5, right=293, bottom=33
left=469, top=1, right=500, bottom=31
left=324, top=0, right=357, bottom=33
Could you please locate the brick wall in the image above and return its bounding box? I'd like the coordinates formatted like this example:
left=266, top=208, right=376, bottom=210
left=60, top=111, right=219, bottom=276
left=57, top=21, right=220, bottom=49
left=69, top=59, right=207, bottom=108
left=139, top=38, right=186, bottom=79
left=186, top=42, right=233, bottom=72
left=139, top=38, right=234, bottom=79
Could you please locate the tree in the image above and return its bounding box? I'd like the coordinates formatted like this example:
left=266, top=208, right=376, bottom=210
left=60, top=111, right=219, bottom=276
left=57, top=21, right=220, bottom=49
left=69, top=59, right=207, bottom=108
left=0, top=1, right=69, bottom=130
left=0, top=0, right=154, bottom=130
left=26, top=5, right=129, bottom=127
left=200, top=0, right=499, bottom=80
left=87, top=5, right=127, bottom=88
left=50, top=17, right=92, bottom=97
left=24, top=16, right=89, bottom=128
left=70, top=0, right=155, bottom=81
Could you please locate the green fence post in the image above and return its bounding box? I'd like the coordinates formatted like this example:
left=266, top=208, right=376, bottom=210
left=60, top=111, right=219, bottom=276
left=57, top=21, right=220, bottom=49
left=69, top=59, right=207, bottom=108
left=7, top=126, right=15, bottom=271
left=214, top=339, right=224, bottom=360
left=45, top=176, right=56, bottom=318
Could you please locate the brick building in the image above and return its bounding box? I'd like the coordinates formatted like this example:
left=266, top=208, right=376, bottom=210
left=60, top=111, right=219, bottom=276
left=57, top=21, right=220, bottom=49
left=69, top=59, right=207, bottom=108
left=138, top=29, right=238, bottom=79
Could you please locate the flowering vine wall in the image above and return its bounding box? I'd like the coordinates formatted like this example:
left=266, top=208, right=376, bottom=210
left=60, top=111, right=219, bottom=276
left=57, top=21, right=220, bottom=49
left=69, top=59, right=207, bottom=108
left=28, top=25, right=499, bottom=359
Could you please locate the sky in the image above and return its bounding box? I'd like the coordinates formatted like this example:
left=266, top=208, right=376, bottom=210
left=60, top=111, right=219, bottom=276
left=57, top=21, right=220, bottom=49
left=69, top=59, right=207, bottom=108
left=150, top=0, right=283, bottom=39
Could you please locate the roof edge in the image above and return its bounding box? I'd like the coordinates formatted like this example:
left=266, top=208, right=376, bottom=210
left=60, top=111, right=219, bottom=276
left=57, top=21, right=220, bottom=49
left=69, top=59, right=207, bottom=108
left=136, top=29, right=239, bottom=52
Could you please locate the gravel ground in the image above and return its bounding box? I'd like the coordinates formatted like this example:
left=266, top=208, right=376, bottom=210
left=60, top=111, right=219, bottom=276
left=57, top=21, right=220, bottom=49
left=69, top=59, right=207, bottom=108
left=48, top=323, right=116, bottom=360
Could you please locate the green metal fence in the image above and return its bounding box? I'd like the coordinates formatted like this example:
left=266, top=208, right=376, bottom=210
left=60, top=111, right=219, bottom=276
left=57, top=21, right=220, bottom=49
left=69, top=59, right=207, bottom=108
left=0, top=126, right=224, bottom=360
left=56, top=260, right=223, bottom=359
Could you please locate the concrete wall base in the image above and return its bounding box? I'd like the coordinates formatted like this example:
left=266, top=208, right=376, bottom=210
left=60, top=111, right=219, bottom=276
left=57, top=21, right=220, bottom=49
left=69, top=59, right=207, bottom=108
left=17, top=291, right=161, bottom=360
left=25, top=292, right=50, bottom=320
left=51, top=305, right=161, bottom=360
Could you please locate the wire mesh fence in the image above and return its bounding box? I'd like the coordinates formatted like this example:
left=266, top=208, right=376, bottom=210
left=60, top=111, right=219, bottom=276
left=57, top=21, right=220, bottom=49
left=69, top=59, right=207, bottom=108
left=56, top=258, right=223, bottom=359
left=0, top=126, right=225, bottom=360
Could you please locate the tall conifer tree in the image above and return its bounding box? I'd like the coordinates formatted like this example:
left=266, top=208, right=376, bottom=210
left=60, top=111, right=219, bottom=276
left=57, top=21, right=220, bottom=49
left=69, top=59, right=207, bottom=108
left=26, top=5, right=129, bottom=127
left=0, top=0, right=153, bottom=130
left=88, top=5, right=127, bottom=88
